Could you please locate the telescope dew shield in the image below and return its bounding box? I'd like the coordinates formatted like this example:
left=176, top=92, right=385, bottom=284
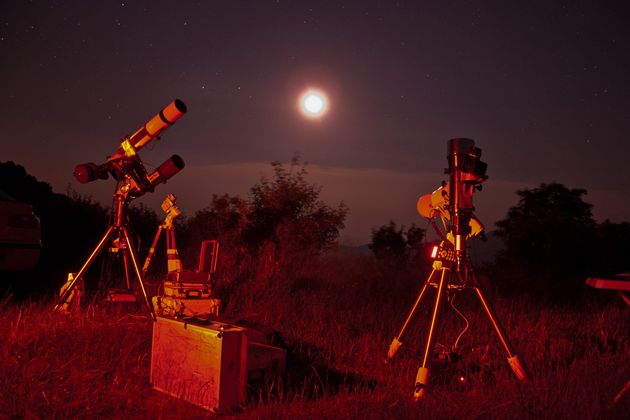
left=147, top=154, right=185, bottom=187
left=447, top=138, right=475, bottom=161
left=447, top=138, right=473, bottom=214
left=126, top=99, right=187, bottom=151
left=447, top=138, right=487, bottom=181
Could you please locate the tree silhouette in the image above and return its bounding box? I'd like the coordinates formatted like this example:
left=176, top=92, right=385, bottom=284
left=0, top=161, right=53, bottom=213
left=495, top=182, right=597, bottom=299
left=178, top=194, right=249, bottom=289
left=369, top=221, right=426, bottom=263
left=592, top=220, right=630, bottom=277
left=0, top=161, right=109, bottom=296
left=245, top=157, right=348, bottom=259
left=178, top=157, right=348, bottom=296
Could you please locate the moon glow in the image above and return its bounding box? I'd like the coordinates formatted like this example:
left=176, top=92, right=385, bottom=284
left=299, top=90, right=328, bottom=118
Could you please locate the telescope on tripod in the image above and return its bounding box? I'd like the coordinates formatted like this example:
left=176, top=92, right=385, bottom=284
left=54, top=99, right=188, bottom=320
left=387, top=138, right=527, bottom=400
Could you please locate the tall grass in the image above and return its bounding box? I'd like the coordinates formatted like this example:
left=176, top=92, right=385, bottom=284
left=1, top=252, right=628, bottom=418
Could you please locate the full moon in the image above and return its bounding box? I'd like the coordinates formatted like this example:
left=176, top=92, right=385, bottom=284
left=299, top=90, right=328, bottom=118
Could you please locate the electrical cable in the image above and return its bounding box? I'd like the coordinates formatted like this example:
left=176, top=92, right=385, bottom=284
left=449, top=290, right=470, bottom=352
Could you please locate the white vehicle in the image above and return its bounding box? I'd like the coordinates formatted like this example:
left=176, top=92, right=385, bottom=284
left=0, top=190, right=41, bottom=271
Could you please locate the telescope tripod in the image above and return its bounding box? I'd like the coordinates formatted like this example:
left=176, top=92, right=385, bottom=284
left=386, top=251, right=527, bottom=400
left=142, top=224, right=181, bottom=279
left=54, top=189, right=156, bottom=321
left=141, top=196, right=182, bottom=279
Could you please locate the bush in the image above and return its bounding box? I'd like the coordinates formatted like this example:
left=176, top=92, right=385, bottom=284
left=178, top=157, right=348, bottom=306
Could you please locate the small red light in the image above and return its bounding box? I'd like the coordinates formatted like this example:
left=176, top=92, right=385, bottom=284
left=431, top=246, right=438, bottom=259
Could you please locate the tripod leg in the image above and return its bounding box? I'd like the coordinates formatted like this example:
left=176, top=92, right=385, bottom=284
left=473, top=286, right=527, bottom=381
left=613, top=379, right=630, bottom=404
left=122, top=251, right=132, bottom=290
left=414, top=267, right=450, bottom=400
left=121, top=227, right=157, bottom=321
left=142, top=226, right=163, bottom=278
left=166, top=228, right=182, bottom=274
left=54, top=226, right=115, bottom=312
left=387, top=268, right=438, bottom=361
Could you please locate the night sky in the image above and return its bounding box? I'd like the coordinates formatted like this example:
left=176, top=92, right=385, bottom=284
left=2, top=1, right=629, bottom=244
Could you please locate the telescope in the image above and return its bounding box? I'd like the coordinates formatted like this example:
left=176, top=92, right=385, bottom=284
left=73, top=99, right=187, bottom=195
left=388, top=138, right=527, bottom=401
left=55, top=99, right=189, bottom=321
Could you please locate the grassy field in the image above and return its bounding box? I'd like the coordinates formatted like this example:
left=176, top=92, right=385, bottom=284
left=1, top=253, right=628, bottom=418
